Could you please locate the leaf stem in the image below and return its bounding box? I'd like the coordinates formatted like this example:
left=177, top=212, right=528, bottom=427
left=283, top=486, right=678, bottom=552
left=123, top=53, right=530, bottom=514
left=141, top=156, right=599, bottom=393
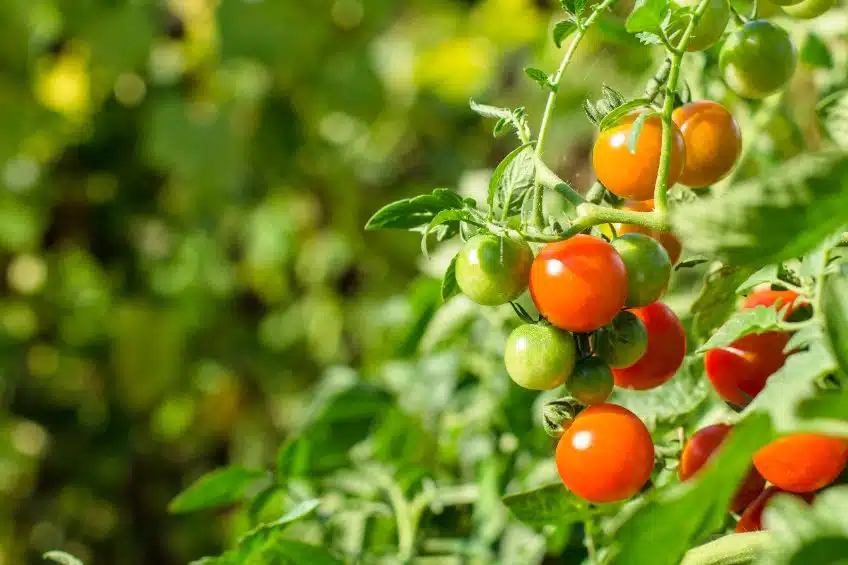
left=531, top=0, right=620, bottom=228
left=679, top=532, right=772, bottom=565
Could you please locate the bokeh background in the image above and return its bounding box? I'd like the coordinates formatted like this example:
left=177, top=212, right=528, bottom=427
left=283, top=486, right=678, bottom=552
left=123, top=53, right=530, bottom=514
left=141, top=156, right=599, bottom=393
left=1, top=0, right=830, bottom=564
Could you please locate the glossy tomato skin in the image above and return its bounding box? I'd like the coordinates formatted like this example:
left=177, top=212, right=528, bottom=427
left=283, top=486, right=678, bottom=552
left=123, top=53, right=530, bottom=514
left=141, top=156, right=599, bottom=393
left=455, top=234, right=533, bottom=306
left=719, top=21, right=797, bottom=99
left=612, top=302, right=686, bottom=390
left=556, top=404, right=654, bottom=503
left=705, top=331, right=790, bottom=407
left=670, top=0, right=730, bottom=51
left=612, top=233, right=672, bottom=307
left=592, top=311, right=648, bottom=369
left=593, top=112, right=686, bottom=201
left=753, top=434, right=848, bottom=493
left=504, top=324, right=576, bottom=391
left=605, top=200, right=683, bottom=265
left=529, top=235, right=628, bottom=333
left=742, top=289, right=802, bottom=317
left=672, top=101, right=742, bottom=188
left=680, top=424, right=766, bottom=512
left=782, top=0, right=834, bottom=16
left=568, top=357, right=615, bottom=405
left=736, top=487, right=815, bottom=532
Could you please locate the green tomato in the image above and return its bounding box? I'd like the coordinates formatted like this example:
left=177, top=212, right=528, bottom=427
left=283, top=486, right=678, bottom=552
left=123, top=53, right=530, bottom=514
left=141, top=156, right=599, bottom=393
left=783, top=0, right=835, bottom=18
left=504, top=324, right=576, bottom=391
left=766, top=0, right=802, bottom=6
left=719, top=21, right=797, bottom=99
left=671, top=0, right=731, bottom=52
left=567, top=357, right=614, bottom=405
left=732, top=0, right=784, bottom=16
left=455, top=233, right=533, bottom=306
left=592, top=311, right=648, bottom=369
left=612, top=233, right=672, bottom=308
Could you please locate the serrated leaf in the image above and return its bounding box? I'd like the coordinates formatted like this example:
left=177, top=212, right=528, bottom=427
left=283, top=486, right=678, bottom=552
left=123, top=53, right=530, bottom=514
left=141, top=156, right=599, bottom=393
left=553, top=20, right=578, bottom=47
left=43, top=552, right=84, bottom=565
left=503, top=483, right=594, bottom=529
left=487, top=144, right=532, bottom=218
left=441, top=254, right=460, bottom=302
left=691, top=265, right=756, bottom=343
left=366, top=189, right=465, bottom=231
left=560, top=0, right=587, bottom=15
left=800, top=32, right=833, bottom=70
left=169, top=466, right=268, bottom=514
left=635, top=31, right=663, bottom=45
left=696, top=306, right=783, bottom=353
left=524, top=67, right=552, bottom=90
left=421, top=209, right=478, bottom=257
left=598, top=99, right=651, bottom=131
left=784, top=324, right=824, bottom=354
left=626, top=0, right=670, bottom=34
left=736, top=265, right=779, bottom=293
left=627, top=112, right=650, bottom=155
left=672, top=151, right=848, bottom=267
left=821, top=90, right=848, bottom=149
left=821, top=264, right=848, bottom=374
left=675, top=257, right=709, bottom=270
left=469, top=100, right=512, bottom=120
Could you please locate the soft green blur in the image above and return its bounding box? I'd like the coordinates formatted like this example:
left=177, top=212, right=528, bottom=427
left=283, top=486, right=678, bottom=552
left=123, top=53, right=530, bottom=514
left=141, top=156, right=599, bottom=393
left=0, top=0, right=665, bottom=563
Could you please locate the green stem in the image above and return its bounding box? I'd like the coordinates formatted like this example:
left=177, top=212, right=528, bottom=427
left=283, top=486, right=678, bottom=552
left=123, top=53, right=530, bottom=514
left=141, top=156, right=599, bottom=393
left=531, top=0, right=620, bottom=228
left=517, top=202, right=670, bottom=242
left=679, top=532, right=772, bottom=565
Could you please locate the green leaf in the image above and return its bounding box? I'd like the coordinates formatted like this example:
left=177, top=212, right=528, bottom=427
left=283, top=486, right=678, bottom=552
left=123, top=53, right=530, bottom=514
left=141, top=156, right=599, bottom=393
left=674, top=257, right=709, bottom=270
left=441, top=254, right=460, bottom=302
left=365, top=189, right=465, bottom=231
left=43, top=552, right=84, bottom=565
left=821, top=264, right=848, bottom=375
left=469, top=100, right=512, bottom=120
left=695, top=306, right=783, bottom=353
left=272, top=499, right=321, bottom=529
left=672, top=151, right=848, bottom=267
left=488, top=144, right=536, bottom=222
left=502, top=483, right=594, bottom=529
left=524, top=67, right=553, bottom=91
left=820, top=90, right=848, bottom=149
left=598, top=99, right=651, bottom=131
left=736, top=265, right=779, bottom=293
left=800, top=32, right=833, bottom=69
left=421, top=209, right=478, bottom=257
left=610, top=358, right=711, bottom=434
left=553, top=20, right=578, bottom=48
left=626, top=112, right=650, bottom=155
left=635, top=31, right=663, bottom=45
left=690, top=265, right=756, bottom=343
left=169, top=466, right=268, bottom=514
left=560, top=0, right=588, bottom=16
left=626, top=0, right=670, bottom=34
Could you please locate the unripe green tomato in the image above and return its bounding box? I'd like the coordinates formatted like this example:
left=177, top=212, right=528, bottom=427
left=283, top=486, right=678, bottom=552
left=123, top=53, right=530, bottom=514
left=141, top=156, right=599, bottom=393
left=783, top=0, right=835, bottom=18
left=733, top=0, right=784, bottom=16
left=592, top=311, right=649, bottom=369
left=719, top=21, right=797, bottom=99
left=568, top=357, right=615, bottom=405
left=504, top=324, right=576, bottom=391
left=671, top=0, right=731, bottom=52
left=766, top=0, right=802, bottom=6
left=455, top=234, right=533, bottom=306
left=612, top=233, right=672, bottom=308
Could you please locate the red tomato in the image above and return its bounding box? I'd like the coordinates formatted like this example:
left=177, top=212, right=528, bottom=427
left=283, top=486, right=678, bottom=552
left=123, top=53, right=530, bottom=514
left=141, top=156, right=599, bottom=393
left=704, top=331, right=790, bottom=407
left=753, top=434, right=848, bottom=493
left=612, top=302, right=686, bottom=390
left=556, top=404, right=655, bottom=503
left=742, top=289, right=803, bottom=318
left=529, top=235, right=628, bottom=333
left=736, top=486, right=815, bottom=532
left=679, top=424, right=765, bottom=512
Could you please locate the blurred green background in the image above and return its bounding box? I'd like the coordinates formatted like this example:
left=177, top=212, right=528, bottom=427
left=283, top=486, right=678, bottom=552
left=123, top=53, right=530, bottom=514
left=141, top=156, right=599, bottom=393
left=0, top=0, right=674, bottom=563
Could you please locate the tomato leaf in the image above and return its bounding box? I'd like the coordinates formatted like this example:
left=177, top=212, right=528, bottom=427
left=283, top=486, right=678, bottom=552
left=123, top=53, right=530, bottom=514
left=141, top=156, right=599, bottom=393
left=365, top=189, right=466, bottom=231
left=626, top=111, right=650, bottom=155
left=625, top=0, right=670, bottom=34
left=43, top=552, right=84, bottom=565
left=672, top=151, right=848, bottom=267
left=469, top=100, right=513, bottom=120
left=695, top=305, right=784, bottom=354
left=598, top=99, right=651, bottom=131
left=168, top=466, right=269, bottom=514
left=524, top=67, right=553, bottom=91
left=421, top=209, right=480, bottom=257
left=821, top=263, right=848, bottom=375
left=736, top=264, right=778, bottom=293
left=690, top=265, right=756, bottom=343
left=553, top=20, right=578, bottom=47
left=441, top=254, right=460, bottom=302
left=502, top=482, right=596, bottom=528
left=800, top=32, right=833, bottom=70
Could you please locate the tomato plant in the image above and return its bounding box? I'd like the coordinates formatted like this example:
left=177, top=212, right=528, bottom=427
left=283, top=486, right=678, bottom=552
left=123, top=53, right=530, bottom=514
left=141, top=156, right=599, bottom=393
left=719, top=20, right=797, bottom=99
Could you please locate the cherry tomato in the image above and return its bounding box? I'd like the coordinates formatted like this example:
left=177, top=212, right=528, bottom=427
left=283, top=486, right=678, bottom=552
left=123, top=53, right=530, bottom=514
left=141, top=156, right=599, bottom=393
left=753, top=434, right=848, bottom=493
left=603, top=200, right=683, bottom=265
left=556, top=404, right=654, bottom=503
left=742, top=288, right=803, bottom=318
left=782, top=0, right=834, bottom=17
left=764, top=0, right=801, bottom=6
left=736, top=487, right=815, bottom=532
left=455, top=233, right=533, bottom=306
left=592, top=111, right=686, bottom=201
left=719, top=21, right=797, bottom=99
left=680, top=424, right=765, bottom=512
left=705, top=331, right=789, bottom=407
left=672, top=100, right=742, bottom=188
left=568, top=357, right=614, bottom=405
left=592, top=310, right=648, bottom=369
left=733, top=0, right=784, bottom=17
left=671, top=0, right=731, bottom=52
left=612, top=233, right=672, bottom=307
left=504, top=324, right=576, bottom=391
left=529, top=235, right=628, bottom=333
left=612, top=302, right=686, bottom=390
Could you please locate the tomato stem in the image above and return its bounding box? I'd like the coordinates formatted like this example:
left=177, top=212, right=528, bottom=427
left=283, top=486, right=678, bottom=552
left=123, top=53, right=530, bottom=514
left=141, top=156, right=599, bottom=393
left=531, top=0, right=620, bottom=229
left=679, top=531, right=772, bottom=565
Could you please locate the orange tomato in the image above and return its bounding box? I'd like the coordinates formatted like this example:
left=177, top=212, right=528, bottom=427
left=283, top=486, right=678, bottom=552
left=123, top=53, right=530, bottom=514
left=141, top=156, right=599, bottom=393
left=672, top=100, right=742, bottom=188
left=753, top=434, right=848, bottom=493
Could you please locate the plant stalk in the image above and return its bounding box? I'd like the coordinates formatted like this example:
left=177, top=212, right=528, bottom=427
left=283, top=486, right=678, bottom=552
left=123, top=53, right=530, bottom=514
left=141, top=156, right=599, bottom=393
left=679, top=532, right=772, bottom=565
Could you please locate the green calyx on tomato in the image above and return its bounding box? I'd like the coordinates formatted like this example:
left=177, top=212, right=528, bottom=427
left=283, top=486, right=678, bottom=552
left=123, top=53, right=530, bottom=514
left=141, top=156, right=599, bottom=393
left=593, top=311, right=649, bottom=369
left=670, top=0, right=731, bottom=52
left=542, top=397, right=584, bottom=438
left=504, top=323, right=576, bottom=391
left=455, top=233, right=533, bottom=306
left=612, top=233, right=672, bottom=307
left=719, top=20, right=797, bottom=99
left=567, top=357, right=614, bottom=405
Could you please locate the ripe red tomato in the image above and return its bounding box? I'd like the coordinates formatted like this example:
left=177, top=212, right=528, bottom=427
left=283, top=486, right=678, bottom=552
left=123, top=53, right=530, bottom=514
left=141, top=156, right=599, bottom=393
left=612, top=302, right=686, bottom=390
left=679, top=424, right=765, bottom=512
left=592, top=111, right=686, bottom=201
left=529, top=235, right=628, bottom=333
left=556, top=404, right=654, bottom=503
left=672, top=100, right=742, bottom=188
left=735, top=486, right=815, bottom=533
left=704, top=331, right=790, bottom=407
left=753, top=434, right=848, bottom=493
left=605, top=200, right=683, bottom=265
left=742, top=289, right=802, bottom=318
